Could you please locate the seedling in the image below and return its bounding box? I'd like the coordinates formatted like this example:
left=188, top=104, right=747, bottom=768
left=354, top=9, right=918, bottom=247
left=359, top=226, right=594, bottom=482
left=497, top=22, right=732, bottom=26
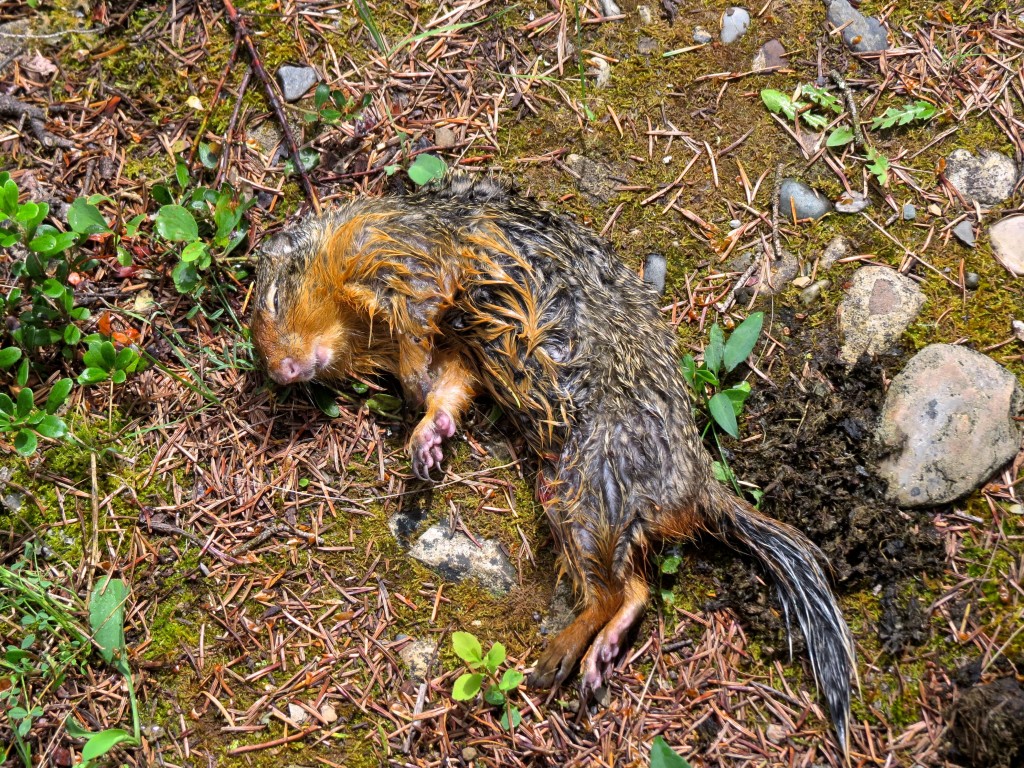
left=450, top=631, right=525, bottom=730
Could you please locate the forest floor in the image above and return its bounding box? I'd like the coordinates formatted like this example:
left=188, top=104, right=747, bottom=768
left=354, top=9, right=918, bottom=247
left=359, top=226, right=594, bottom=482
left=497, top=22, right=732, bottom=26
left=1, top=0, right=1023, bottom=766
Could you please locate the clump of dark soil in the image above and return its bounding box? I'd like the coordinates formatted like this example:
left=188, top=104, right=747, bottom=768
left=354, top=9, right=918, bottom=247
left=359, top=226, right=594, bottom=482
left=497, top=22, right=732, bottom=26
left=704, top=349, right=944, bottom=648
left=947, top=675, right=1024, bottom=768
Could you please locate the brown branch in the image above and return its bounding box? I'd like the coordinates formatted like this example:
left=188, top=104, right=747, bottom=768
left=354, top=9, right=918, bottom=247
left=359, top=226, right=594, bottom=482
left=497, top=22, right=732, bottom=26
left=221, top=0, right=321, bottom=214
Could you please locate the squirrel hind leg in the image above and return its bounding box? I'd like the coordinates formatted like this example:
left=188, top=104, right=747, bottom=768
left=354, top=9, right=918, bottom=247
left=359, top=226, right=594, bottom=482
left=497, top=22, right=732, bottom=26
left=579, top=573, right=649, bottom=695
left=528, top=586, right=622, bottom=690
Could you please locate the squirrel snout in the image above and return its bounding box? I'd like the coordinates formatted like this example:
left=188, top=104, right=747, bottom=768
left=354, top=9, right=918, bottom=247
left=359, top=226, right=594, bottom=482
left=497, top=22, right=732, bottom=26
left=272, top=357, right=310, bottom=385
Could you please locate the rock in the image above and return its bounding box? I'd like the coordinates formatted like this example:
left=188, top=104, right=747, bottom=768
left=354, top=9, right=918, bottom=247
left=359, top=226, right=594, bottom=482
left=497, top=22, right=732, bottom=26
left=320, top=703, right=338, bottom=723
left=434, top=126, right=457, bottom=149
left=643, top=252, right=667, bottom=296
left=587, top=56, right=611, bottom=88
left=948, top=677, right=1024, bottom=768
left=800, top=279, right=829, bottom=307
left=819, top=235, right=853, bottom=270
left=826, top=0, right=889, bottom=52
left=638, top=36, right=658, bottom=54
left=779, top=179, right=833, bottom=221
left=944, top=149, right=1018, bottom=206
left=902, top=203, right=916, bottom=220
left=720, top=7, right=750, bottom=44
left=964, top=272, right=980, bottom=289
left=398, top=638, right=437, bottom=683
left=276, top=65, right=318, bottom=102
left=387, top=492, right=431, bottom=543
left=461, top=747, right=479, bottom=762
left=693, top=26, right=713, bottom=44
left=730, top=246, right=800, bottom=298
left=875, top=344, right=1024, bottom=507
left=1014, top=320, right=1024, bottom=343
left=599, top=0, right=621, bottom=16
left=838, top=267, right=925, bottom=364
left=952, top=220, right=976, bottom=247
left=752, top=39, right=786, bottom=71
left=540, top=580, right=576, bottom=637
left=989, top=214, right=1024, bottom=275
left=287, top=702, right=309, bottom=724
left=564, top=154, right=617, bottom=202
left=637, top=5, right=653, bottom=24
left=766, top=724, right=787, bottom=744
left=408, top=522, right=517, bottom=593
left=835, top=190, right=870, bottom=213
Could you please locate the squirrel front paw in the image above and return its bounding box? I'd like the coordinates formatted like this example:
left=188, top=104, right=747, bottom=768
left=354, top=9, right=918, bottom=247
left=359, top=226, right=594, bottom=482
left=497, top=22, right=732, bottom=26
left=409, top=410, right=456, bottom=480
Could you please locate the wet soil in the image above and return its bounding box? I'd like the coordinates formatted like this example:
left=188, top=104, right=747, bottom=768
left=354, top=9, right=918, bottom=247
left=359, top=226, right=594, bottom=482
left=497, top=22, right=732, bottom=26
left=946, top=667, right=1024, bottom=768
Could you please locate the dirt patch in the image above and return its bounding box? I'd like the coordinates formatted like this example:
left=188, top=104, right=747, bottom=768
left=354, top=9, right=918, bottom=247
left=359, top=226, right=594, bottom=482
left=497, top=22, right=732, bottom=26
left=704, top=341, right=944, bottom=651
left=947, top=674, right=1024, bottom=768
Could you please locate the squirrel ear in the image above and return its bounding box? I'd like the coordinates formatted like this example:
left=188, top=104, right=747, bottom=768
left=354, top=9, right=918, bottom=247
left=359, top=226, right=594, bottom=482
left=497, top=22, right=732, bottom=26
left=262, top=232, right=297, bottom=259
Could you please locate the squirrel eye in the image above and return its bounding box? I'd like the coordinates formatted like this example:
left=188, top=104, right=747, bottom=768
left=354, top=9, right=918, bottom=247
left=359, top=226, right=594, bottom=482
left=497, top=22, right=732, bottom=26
left=265, top=284, right=279, bottom=316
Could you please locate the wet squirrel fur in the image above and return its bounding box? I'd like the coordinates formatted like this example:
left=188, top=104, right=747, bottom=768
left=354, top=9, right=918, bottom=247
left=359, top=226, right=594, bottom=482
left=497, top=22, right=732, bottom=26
left=250, top=173, right=855, bottom=750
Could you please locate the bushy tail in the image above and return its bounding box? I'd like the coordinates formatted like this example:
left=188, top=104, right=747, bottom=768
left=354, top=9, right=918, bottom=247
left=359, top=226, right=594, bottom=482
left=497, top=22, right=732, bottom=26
left=708, top=486, right=855, bottom=752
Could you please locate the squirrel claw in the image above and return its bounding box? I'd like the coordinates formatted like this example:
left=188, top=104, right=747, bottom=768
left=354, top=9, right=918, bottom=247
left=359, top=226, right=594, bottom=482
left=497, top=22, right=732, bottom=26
left=409, top=410, right=455, bottom=481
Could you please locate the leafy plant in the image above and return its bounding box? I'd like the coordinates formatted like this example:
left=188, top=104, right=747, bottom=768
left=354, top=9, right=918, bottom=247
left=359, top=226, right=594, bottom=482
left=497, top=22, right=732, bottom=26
left=450, top=631, right=525, bottom=730
left=866, top=147, right=891, bottom=186
left=650, top=736, right=692, bottom=768
left=680, top=312, right=763, bottom=439
left=407, top=154, right=448, bottom=187
left=871, top=100, right=938, bottom=130
left=306, top=84, right=372, bottom=126
left=77, top=340, right=145, bottom=386
left=0, top=377, right=71, bottom=456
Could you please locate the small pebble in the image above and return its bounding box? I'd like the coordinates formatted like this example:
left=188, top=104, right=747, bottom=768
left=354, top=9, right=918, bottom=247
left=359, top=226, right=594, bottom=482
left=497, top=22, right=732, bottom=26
left=719, top=7, right=750, bottom=44
left=964, top=272, right=980, bottom=289
left=693, top=26, right=713, bottom=44
left=835, top=191, right=870, bottom=214
left=766, top=724, right=787, bottom=744
left=275, top=65, right=318, bottom=102
left=800, top=279, right=829, bottom=307
left=637, top=5, right=653, bottom=24
left=643, top=252, right=668, bottom=296
left=462, top=747, right=479, bottom=762
left=729, top=218, right=741, bottom=229
left=952, top=220, right=975, bottom=247
left=902, top=203, right=916, bottom=221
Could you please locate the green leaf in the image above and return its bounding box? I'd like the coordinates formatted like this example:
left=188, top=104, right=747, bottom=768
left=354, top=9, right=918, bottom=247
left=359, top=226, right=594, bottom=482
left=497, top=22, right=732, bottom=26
left=41, top=278, right=65, bottom=298
left=0, top=346, right=21, bottom=369
left=801, top=84, right=842, bottom=114
left=180, top=241, right=208, bottom=264
left=866, top=148, right=890, bottom=186
left=89, top=578, right=128, bottom=665
left=723, top=381, right=752, bottom=415
left=35, top=414, right=67, bottom=438
left=45, top=378, right=73, bottom=413
left=198, top=142, right=219, bottom=169
left=29, top=232, right=56, bottom=253
left=407, top=154, right=448, bottom=186
left=155, top=204, right=199, bottom=242
left=314, top=83, right=330, bottom=109
left=650, top=735, right=692, bottom=768
left=801, top=111, right=827, bottom=130
left=65, top=720, right=92, bottom=739
left=78, top=367, right=110, bottom=385
left=451, top=672, right=484, bottom=700
left=826, top=125, right=854, bottom=147
left=15, top=201, right=39, bottom=222
left=0, top=393, right=13, bottom=414
left=174, top=162, right=190, bottom=189
left=452, top=631, right=483, bottom=664
left=171, top=260, right=200, bottom=293
left=111, top=369, right=127, bottom=384
left=366, top=393, right=403, bottom=415
left=760, top=89, right=797, bottom=120
left=704, top=324, right=725, bottom=375
left=81, top=728, right=138, bottom=763
left=660, top=554, right=682, bottom=575
left=483, top=642, right=506, bottom=674
left=114, top=347, right=138, bottom=371
left=67, top=198, right=110, bottom=236
left=16, top=386, right=34, bottom=418
left=499, top=668, right=524, bottom=691
left=124, top=214, right=146, bottom=237
left=311, top=385, right=341, bottom=417
left=871, top=100, right=937, bottom=130
left=680, top=354, right=697, bottom=390
left=99, top=340, right=116, bottom=368
left=708, top=392, right=739, bottom=438
left=499, top=707, right=522, bottom=730
left=723, top=312, right=763, bottom=372
left=16, top=357, right=29, bottom=386
left=15, top=429, right=37, bottom=456
left=483, top=685, right=506, bottom=706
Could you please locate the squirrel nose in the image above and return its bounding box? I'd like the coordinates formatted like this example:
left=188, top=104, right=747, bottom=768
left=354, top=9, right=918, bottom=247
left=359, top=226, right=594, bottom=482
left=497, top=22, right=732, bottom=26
left=276, top=357, right=305, bottom=384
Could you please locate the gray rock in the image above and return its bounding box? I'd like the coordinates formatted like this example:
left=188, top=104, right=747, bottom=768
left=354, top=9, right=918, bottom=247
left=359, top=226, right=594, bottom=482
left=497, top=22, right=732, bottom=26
left=408, top=522, right=517, bottom=593
left=835, top=190, right=871, bottom=213
left=838, top=267, right=925, bottom=364
left=953, top=220, right=976, bottom=247
left=434, top=126, right=457, bottom=149
left=819, top=235, right=853, bottom=270
left=637, top=5, right=653, bottom=24
left=398, top=638, right=437, bottom=683
left=276, top=65, right=319, bottom=102
left=779, top=178, right=833, bottom=221
left=643, top=252, right=667, bottom=296
left=693, top=26, right=713, bottom=44
left=989, top=214, right=1024, bottom=276
left=599, top=0, right=622, bottom=16
left=462, top=747, right=479, bottom=762
left=800, top=279, right=829, bottom=307
left=826, top=0, right=889, bottom=52
left=720, top=7, right=750, bottom=44
left=564, top=153, right=617, bottom=202
left=875, top=344, right=1024, bottom=507
left=965, top=272, right=980, bottom=289
left=638, top=36, right=659, bottom=55
left=730, top=246, right=800, bottom=297
left=945, top=149, right=1018, bottom=206
left=902, top=203, right=916, bottom=221
left=752, top=39, right=787, bottom=71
